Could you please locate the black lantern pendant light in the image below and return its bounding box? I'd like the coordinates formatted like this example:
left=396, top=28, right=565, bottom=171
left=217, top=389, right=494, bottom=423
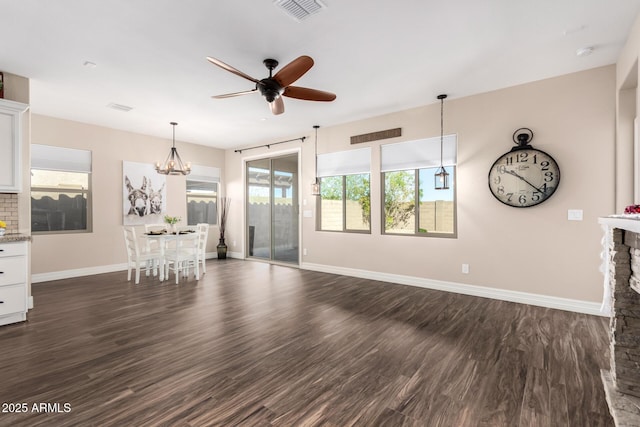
left=311, top=125, right=321, bottom=196
left=434, top=94, right=449, bottom=190
left=156, top=122, right=191, bottom=176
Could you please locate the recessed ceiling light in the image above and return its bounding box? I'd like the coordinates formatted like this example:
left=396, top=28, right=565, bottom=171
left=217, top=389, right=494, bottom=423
left=576, top=46, right=594, bottom=57
left=83, top=61, right=97, bottom=68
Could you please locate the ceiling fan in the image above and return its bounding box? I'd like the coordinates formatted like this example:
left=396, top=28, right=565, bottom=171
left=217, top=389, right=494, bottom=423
left=206, top=55, right=336, bottom=115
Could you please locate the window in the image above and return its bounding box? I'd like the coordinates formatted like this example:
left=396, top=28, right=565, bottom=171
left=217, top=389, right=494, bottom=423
left=320, top=174, right=370, bottom=232
left=31, top=145, right=92, bottom=233
left=382, top=167, right=455, bottom=235
left=186, top=180, right=218, bottom=225
left=186, top=165, right=220, bottom=226
left=317, top=147, right=371, bottom=233
left=381, top=135, right=456, bottom=237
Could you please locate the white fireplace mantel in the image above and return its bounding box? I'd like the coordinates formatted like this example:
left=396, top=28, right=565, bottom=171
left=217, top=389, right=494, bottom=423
left=599, top=216, right=640, bottom=233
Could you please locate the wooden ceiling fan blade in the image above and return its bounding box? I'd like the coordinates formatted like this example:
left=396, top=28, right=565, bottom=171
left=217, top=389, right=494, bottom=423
left=283, top=86, right=336, bottom=102
left=206, top=56, right=259, bottom=83
left=273, top=56, right=314, bottom=87
left=211, top=89, right=258, bottom=99
left=270, top=97, right=285, bottom=115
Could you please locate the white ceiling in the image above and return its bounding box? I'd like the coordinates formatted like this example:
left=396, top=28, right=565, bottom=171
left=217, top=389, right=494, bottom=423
left=1, top=0, right=639, bottom=150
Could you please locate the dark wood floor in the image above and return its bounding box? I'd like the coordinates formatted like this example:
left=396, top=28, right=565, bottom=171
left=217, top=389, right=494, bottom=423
left=0, top=260, right=613, bottom=426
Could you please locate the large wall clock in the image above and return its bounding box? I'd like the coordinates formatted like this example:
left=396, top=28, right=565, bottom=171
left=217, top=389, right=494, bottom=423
left=488, top=128, right=560, bottom=208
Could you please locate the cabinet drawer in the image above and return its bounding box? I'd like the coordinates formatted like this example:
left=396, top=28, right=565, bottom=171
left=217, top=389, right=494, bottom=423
left=0, top=242, right=27, bottom=258
left=0, top=257, right=26, bottom=286
left=0, top=285, right=26, bottom=317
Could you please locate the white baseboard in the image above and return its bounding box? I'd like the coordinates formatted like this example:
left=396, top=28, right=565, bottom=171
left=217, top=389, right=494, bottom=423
left=206, top=251, right=244, bottom=259
left=32, top=263, right=128, bottom=283
left=33, top=252, right=226, bottom=283
left=31, top=258, right=605, bottom=317
left=301, top=262, right=606, bottom=317
left=32, top=252, right=234, bottom=284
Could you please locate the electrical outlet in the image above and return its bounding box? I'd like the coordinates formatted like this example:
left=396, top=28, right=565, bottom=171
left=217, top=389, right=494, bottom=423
left=462, top=264, right=469, bottom=274
left=232, top=240, right=236, bottom=247
left=303, top=248, right=308, bottom=256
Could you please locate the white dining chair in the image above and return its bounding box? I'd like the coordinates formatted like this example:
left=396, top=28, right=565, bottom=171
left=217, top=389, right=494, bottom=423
left=122, top=226, right=163, bottom=284
left=196, top=223, right=210, bottom=274
left=164, top=232, right=199, bottom=284
left=144, top=223, right=167, bottom=254
left=174, top=226, right=197, bottom=251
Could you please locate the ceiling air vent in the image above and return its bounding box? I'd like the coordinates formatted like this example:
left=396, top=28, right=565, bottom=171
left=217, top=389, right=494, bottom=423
left=107, top=103, right=133, bottom=112
left=273, top=0, right=326, bottom=22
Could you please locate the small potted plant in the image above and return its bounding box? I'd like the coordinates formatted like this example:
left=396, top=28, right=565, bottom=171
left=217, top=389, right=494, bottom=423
left=0, top=220, right=6, bottom=236
left=164, top=215, right=180, bottom=234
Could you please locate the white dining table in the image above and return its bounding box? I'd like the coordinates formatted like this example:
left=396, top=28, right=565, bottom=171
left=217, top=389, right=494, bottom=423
left=143, top=231, right=198, bottom=281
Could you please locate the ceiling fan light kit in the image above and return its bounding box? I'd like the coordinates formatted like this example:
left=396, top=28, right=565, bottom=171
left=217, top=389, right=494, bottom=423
left=207, top=55, right=336, bottom=115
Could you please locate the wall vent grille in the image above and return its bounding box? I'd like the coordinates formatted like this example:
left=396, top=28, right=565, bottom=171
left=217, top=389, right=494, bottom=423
left=107, top=103, right=133, bottom=112
left=351, top=128, right=402, bottom=145
left=273, top=0, right=326, bottom=22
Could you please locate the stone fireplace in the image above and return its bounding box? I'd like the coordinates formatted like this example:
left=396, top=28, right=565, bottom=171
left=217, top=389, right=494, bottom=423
left=599, top=217, right=640, bottom=425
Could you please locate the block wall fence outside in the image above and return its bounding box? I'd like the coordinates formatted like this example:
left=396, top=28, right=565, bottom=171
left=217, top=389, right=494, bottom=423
left=248, top=202, right=298, bottom=250
left=320, top=199, right=454, bottom=233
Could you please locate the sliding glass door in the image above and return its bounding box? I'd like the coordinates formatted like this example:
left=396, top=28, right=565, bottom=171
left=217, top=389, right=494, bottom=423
left=246, top=154, right=298, bottom=264
left=247, top=158, right=271, bottom=260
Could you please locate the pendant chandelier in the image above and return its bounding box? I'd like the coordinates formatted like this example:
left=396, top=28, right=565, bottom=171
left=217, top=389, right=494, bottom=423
left=156, top=122, right=191, bottom=176
left=434, top=94, right=449, bottom=190
left=311, top=125, right=321, bottom=196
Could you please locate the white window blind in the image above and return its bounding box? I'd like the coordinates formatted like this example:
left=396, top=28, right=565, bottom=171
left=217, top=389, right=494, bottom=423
left=31, top=144, right=92, bottom=173
left=317, top=147, right=371, bottom=177
left=381, top=134, right=457, bottom=172
left=188, top=165, right=221, bottom=182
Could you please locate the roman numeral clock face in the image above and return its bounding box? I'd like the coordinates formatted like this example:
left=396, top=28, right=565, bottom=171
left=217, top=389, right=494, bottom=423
left=488, top=148, right=560, bottom=208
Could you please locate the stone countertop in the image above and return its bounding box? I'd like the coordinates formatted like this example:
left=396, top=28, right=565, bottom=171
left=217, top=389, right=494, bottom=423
left=0, top=233, right=31, bottom=243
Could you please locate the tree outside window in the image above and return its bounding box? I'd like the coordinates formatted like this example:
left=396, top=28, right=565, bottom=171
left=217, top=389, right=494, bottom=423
left=384, top=170, right=415, bottom=234
left=383, top=166, right=455, bottom=236
left=319, top=173, right=370, bottom=232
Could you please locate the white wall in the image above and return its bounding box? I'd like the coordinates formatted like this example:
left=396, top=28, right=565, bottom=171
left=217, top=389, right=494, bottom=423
left=225, top=65, right=616, bottom=305
left=25, top=65, right=617, bottom=311
left=617, top=13, right=640, bottom=211
left=30, top=115, right=225, bottom=276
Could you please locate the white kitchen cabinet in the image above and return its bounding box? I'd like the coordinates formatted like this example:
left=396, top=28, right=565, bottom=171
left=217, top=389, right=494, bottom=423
left=0, top=98, right=28, bottom=192
left=0, top=240, right=28, bottom=326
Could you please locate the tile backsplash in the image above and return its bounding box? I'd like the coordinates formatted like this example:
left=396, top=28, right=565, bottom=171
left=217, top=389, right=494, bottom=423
left=0, top=193, right=18, bottom=232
